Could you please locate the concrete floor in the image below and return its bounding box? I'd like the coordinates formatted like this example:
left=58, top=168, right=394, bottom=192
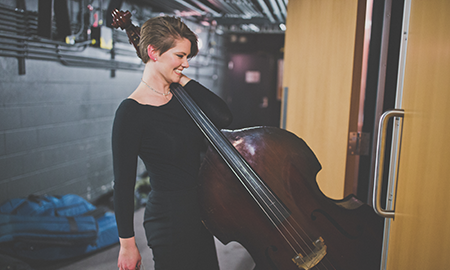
left=39, top=208, right=255, bottom=270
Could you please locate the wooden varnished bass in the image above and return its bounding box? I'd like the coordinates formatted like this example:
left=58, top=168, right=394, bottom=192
left=111, top=10, right=384, bottom=270
left=198, top=126, right=383, bottom=269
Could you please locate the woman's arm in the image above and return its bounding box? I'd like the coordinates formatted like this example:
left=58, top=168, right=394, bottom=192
left=182, top=78, right=233, bottom=129
left=112, top=100, right=142, bottom=238
left=112, top=101, right=143, bottom=269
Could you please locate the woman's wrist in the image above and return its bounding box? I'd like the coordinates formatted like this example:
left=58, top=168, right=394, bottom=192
left=179, top=74, right=191, bottom=86
left=119, top=236, right=137, bottom=249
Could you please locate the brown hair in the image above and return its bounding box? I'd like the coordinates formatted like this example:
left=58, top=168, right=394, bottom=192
left=138, top=16, right=198, bottom=63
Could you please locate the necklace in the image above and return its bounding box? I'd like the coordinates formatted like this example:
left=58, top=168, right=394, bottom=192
left=141, top=79, right=171, bottom=97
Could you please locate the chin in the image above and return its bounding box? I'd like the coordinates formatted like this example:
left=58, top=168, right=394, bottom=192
left=173, top=76, right=182, bottom=83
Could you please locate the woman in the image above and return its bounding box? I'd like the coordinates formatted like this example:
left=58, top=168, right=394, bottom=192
left=112, top=16, right=232, bottom=270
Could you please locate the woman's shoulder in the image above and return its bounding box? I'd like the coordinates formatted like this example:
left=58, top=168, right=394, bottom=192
left=118, top=98, right=141, bottom=109
left=115, top=99, right=143, bottom=117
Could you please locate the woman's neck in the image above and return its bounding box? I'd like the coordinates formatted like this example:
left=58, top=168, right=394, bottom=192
left=142, top=64, right=170, bottom=93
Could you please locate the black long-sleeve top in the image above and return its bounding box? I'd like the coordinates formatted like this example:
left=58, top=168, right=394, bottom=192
left=112, top=80, right=232, bottom=238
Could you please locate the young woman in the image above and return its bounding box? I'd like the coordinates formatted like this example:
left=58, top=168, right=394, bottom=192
left=112, top=16, right=232, bottom=270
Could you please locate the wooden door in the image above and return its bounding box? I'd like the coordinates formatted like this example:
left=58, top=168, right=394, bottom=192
left=383, top=0, right=450, bottom=268
left=282, top=0, right=365, bottom=199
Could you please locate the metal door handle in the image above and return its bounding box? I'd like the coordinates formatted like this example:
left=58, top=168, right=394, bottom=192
left=372, top=109, right=404, bottom=218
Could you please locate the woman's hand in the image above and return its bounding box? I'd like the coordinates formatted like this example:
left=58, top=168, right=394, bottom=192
left=117, top=237, right=142, bottom=270
left=179, top=74, right=191, bottom=86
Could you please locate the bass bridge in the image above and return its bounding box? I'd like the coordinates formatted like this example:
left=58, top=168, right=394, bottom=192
left=292, top=237, right=327, bottom=269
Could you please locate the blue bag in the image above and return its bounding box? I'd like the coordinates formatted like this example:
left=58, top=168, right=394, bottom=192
left=0, top=194, right=119, bottom=262
left=0, top=194, right=97, bottom=217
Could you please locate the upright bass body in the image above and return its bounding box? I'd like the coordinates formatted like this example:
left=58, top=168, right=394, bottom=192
left=198, top=126, right=383, bottom=270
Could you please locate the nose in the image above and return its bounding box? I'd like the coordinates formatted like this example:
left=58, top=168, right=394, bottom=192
left=182, top=57, right=189, bottom=68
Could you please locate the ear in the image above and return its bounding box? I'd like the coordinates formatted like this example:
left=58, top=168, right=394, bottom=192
left=147, top=45, right=158, bottom=61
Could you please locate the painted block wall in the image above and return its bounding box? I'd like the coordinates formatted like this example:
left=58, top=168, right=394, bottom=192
left=0, top=55, right=142, bottom=202
left=0, top=42, right=226, bottom=204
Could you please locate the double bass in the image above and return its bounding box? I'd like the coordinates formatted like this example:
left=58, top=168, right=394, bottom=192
left=111, top=10, right=383, bottom=270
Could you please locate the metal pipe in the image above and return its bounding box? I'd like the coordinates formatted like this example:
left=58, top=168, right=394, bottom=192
left=236, top=0, right=261, bottom=17
left=211, top=0, right=241, bottom=14
left=255, top=0, right=276, bottom=23
left=267, top=0, right=284, bottom=22
left=173, top=0, right=205, bottom=16
left=191, top=0, right=221, bottom=17
left=0, top=31, right=143, bottom=71
left=74, top=0, right=86, bottom=38
left=0, top=45, right=143, bottom=70
left=275, top=0, right=287, bottom=20
left=0, top=32, right=90, bottom=53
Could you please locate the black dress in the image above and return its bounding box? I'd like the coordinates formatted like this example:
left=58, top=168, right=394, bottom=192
left=112, top=80, right=232, bottom=269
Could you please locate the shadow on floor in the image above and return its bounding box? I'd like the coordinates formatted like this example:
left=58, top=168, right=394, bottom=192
left=31, top=208, right=255, bottom=270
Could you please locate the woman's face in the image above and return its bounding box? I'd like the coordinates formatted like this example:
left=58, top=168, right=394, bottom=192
left=154, top=38, right=191, bottom=84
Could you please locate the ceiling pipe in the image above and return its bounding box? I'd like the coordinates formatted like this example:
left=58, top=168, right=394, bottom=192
left=191, top=0, right=221, bottom=17
left=267, top=0, right=284, bottom=22
left=173, top=0, right=205, bottom=16
left=212, top=0, right=242, bottom=14
left=255, top=0, right=276, bottom=23
left=234, top=1, right=253, bottom=17
left=205, top=0, right=229, bottom=13
left=276, top=0, right=287, bottom=20
left=236, top=0, right=262, bottom=17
